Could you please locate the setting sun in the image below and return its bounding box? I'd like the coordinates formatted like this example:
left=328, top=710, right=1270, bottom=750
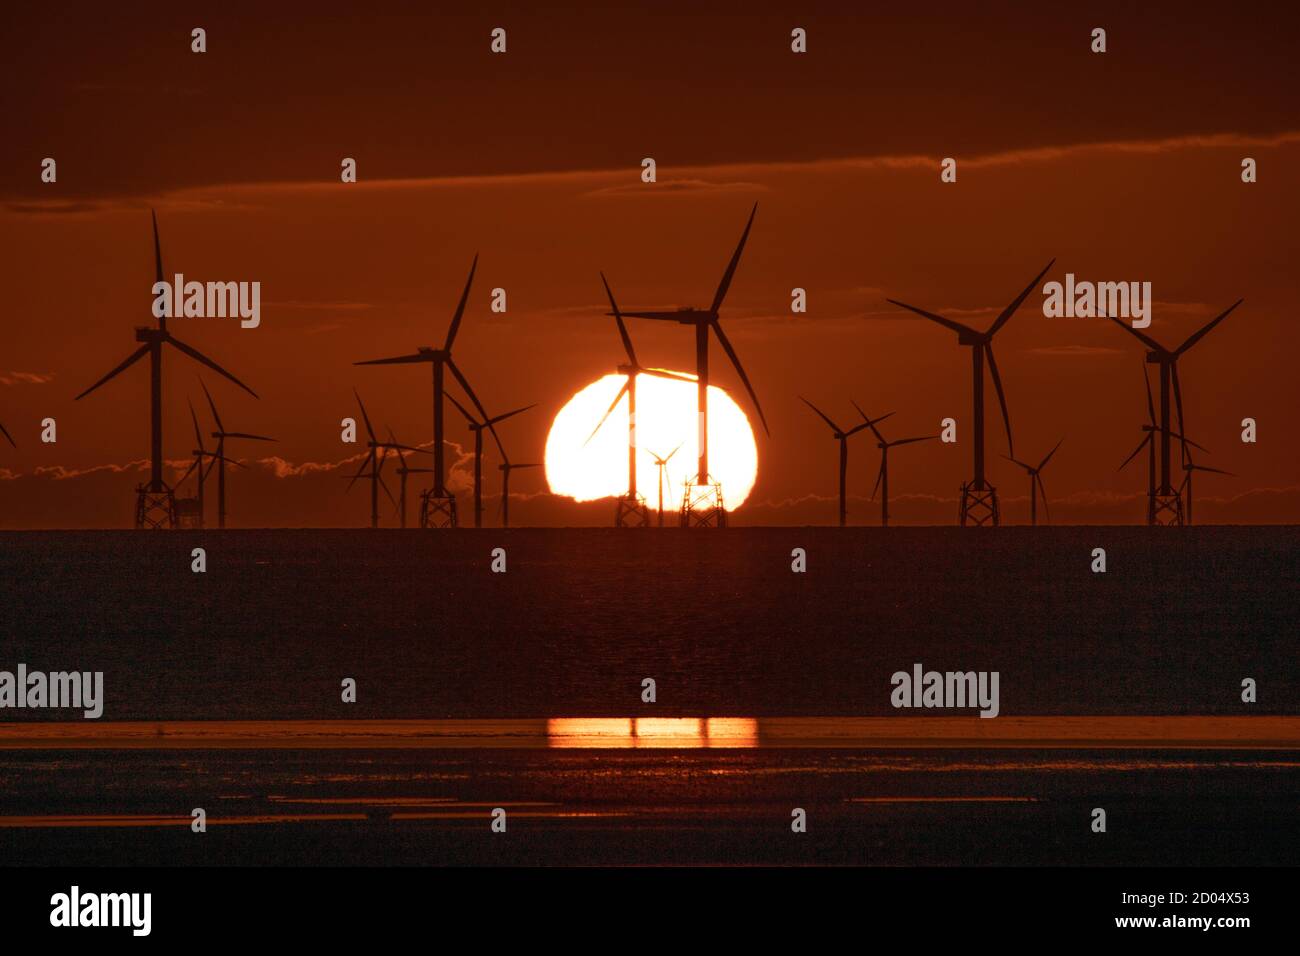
left=544, top=372, right=759, bottom=511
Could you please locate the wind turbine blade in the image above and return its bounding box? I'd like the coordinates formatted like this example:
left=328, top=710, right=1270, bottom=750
left=1037, top=437, right=1064, bottom=471
left=222, top=432, right=276, bottom=442
left=353, top=388, right=376, bottom=441
left=665, top=443, right=683, bottom=463
left=800, top=396, right=842, bottom=435
left=585, top=381, right=630, bottom=446
left=1119, top=433, right=1150, bottom=471
left=1036, top=474, right=1051, bottom=521
left=616, top=311, right=694, bottom=322
left=177, top=456, right=199, bottom=486
left=74, top=345, right=150, bottom=400
left=377, top=468, right=398, bottom=508
left=167, top=335, right=258, bottom=398
left=710, top=202, right=757, bottom=314
left=203, top=455, right=219, bottom=482
left=845, top=421, right=873, bottom=437
left=217, top=454, right=247, bottom=470
left=1164, top=429, right=1208, bottom=454
left=984, top=343, right=1013, bottom=456
left=850, top=401, right=895, bottom=443
left=345, top=456, right=369, bottom=492
left=600, top=272, right=638, bottom=368
left=444, top=254, right=479, bottom=351
left=711, top=319, right=769, bottom=435
left=199, top=378, right=224, bottom=435
left=448, top=358, right=504, bottom=458
left=886, top=299, right=978, bottom=337
left=514, top=463, right=541, bottom=470
left=151, top=209, right=166, bottom=332
left=487, top=403, right=537, bottom=427
left=640, top=368, right=695, bottom=383
left=1142, top=363, right=1156, bottom=426
left=1001, top=454, right=1032, bottom=471
left=188, top=398, right=206, bottom=452
left=445, top=391, right=477, bottom=425
left=1194, top=465, right=1234, bottom=476
left=988, top=258, right=1056, bottom=336
left=891, top=436, right=934, bottom=447
left=354, top=353, right=428, bottom=366
left=1175, top=299, right=1242, bottom=356
left=0, top=422, right=13, bottom=448
left=871, top=458, right=884, bottom=500
left=1105, top=313, right=1165, bottom=353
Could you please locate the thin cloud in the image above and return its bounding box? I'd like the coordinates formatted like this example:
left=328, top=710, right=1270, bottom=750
left=0, top=371, right=54, bottom=386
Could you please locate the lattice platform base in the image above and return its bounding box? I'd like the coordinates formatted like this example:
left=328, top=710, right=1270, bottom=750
left=615, top=493, right=650, bottom=528
left=1151, top=492, right=1184, bottom=527
left=419, top=492, right=458, bottom=529
left=959, top=482, right=999, bottom=527
left=681, top=479, right=727, bottom=528
left=135, top=487, right=177, bottom=530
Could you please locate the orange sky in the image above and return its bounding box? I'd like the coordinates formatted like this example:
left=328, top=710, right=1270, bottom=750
left=1, top=4, right=1296, bottom=527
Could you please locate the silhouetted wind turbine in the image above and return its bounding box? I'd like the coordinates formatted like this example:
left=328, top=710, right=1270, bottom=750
left=75, top=211, right=257, bottom=528
left=1179, top=448, right=1233, bottom=526
left=1003, top=439, right=1063, bottom=526
left=354, top=255, right=498, bottom=527
left=172, top=397, right=229, bottom=528
left=199, top=379, right=275, bottom=529
left=588, top=272, right=693, bottom=526
left=448, top=394, right=535, bottom=528
left=801, top=398, right=892, bottom=527
left=888, top=259, right=1054, bottom=526
left=1105, top=299, right=1242, bottom=521
left=346, top=390, right=396, bottom=528
left=381, top=427, right=433, bottom=529
left=646, top=444, right=682, bottom=528
left=614, top=204, right=769, bottom=524
left=498, top=455, right=540, bottom=528
left=1119, top=365, right=1206, bottom=523
left=852, top=402, right=931, bottom=528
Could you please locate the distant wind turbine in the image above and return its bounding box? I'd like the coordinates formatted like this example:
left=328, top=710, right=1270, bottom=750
left=801, top=398, right=893, bottom=527
left=448, top=394, right=535, bottom=528
left=645, top=444, right=683, bottom=528
left=852, top=402, right=932, bottom=528
left=200, top=379, right=275, bottom=529
left=1003, top=439, right=1064, bottom=526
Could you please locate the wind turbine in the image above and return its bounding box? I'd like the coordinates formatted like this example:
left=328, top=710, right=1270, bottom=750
left=645, top=444, right=683, bottom=528
left=0, top=422, right=13, bottom=451
left=498, top=455, right=540, bottom=528
left=200, top=380, right=275, bottom=529
left=354, top=255, right=498, bottom=527
left=888, top=259, right=1055, bottom=526
left=1003, top=439, right=1063, bottom=526
left=587, top=272, right=693, bottom=527
left=172, top=397, right=232, bottom=528
left=1105, top=299, right=1242, bottom=524
left=1119, top=364, right=1206, bottom=524
left=852, top=402, right=932, bottom=528
left=614, top=204, right=769, bottom=526
left=447, top=394, right=535, bottom=528
left=800, top=398, right=892, bottom=527
left=346, top=389, right=396, bottom=528
left=1179, top=450, right=1233, bottom=526
left=380, top=427, right=433, bottom=529
left=75, top=211, right=257, bottom=529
